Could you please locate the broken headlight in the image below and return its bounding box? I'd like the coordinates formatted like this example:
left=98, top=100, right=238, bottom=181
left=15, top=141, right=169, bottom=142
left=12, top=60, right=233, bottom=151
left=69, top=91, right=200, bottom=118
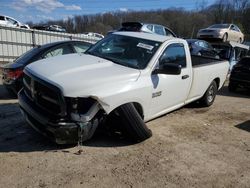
left=66, top=97, right=96, bottom=114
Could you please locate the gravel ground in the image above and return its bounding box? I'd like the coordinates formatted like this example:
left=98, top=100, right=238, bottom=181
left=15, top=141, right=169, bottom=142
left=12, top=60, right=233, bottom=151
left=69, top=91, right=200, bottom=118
left=0, top=78, right=250, bottom=188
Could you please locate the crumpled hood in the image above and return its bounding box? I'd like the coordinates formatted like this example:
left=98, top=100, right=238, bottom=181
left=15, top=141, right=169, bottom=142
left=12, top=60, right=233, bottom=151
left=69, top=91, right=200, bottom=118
left=25, top=53, right=141, bottom=97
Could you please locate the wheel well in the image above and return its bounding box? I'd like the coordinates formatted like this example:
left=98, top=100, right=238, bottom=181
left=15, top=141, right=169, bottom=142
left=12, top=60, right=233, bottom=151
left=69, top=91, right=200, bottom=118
left=214, top=78, right=220, bottom=88
left=108, top=102, right=144, bottom=119
left=133, top=102, right=144, bottom=119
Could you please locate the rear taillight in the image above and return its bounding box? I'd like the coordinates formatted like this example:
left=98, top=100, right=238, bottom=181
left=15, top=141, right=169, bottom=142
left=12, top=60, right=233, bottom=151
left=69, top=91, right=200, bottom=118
left=7, top=69, right=23, bottom=79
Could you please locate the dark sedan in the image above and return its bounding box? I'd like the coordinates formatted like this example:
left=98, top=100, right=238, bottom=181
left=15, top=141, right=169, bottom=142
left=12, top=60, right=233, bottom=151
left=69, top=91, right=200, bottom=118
left=228, top=56, right=250, bottom=92
left=1, top=40, right=92, bottom=95
left=186, top=39, right=219, bottom=59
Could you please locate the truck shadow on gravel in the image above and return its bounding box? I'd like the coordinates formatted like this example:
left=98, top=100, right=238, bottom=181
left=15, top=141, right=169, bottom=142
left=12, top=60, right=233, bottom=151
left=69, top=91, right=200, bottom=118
left=0, top=103, right=134, bottom=152
left=218, top=86, right=250, bottom=98
left=235, top=120, right=250, bottom=133
left=0, top=83, right=135, bottom=152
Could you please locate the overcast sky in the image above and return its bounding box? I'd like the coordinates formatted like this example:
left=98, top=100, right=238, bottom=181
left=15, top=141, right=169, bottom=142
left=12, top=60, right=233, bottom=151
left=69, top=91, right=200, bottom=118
left=0, top=0, right=216, bottom=23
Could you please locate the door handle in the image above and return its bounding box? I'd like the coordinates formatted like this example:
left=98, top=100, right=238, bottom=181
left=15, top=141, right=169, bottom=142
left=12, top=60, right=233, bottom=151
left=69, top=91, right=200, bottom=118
left=182, top=75, right=189, bottom=79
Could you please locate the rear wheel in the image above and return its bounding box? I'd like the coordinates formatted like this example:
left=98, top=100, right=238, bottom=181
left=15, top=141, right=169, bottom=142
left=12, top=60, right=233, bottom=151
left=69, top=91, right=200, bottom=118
left=199, top=81, right=218, bottom=107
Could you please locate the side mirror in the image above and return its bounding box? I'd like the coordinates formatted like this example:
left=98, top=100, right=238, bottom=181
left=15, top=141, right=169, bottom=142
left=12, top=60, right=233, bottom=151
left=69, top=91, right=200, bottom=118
left=189, top=45, right=193, bottom=52
left=153, top=63, right=181, bottom=75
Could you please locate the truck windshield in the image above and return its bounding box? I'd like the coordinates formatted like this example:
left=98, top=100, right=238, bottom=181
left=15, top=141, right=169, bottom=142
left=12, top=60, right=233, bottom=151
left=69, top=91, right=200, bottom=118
left=85, top=34, right=162, bottom=69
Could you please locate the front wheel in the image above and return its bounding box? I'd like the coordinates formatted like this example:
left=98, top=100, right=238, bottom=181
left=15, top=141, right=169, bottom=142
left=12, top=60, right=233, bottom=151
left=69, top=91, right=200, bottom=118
left=199, top=81, right=218, bottom=107
left=116, top=103, right=152, bottom=142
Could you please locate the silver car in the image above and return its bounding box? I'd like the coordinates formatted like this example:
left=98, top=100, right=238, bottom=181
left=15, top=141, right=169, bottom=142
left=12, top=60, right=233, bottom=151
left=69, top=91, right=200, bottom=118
left=118, top=22, right=177, bottom=37
left=0, top=15, right=30, bottom=29
left=47, top=25, right=66, bottom=33
left=197, top=24, right=244, bottom=43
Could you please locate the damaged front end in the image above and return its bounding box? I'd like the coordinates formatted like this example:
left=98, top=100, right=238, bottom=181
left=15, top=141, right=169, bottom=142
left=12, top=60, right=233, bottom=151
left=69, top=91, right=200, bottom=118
left=67, top=97, right=104, bottom=145
left=19, top=91, right=104, bottom=144
left=18, top=72, right=105, bottom=144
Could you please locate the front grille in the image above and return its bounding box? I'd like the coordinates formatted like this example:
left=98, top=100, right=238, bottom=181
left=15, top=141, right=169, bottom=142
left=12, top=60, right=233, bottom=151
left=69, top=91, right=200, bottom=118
left=23, top=72, right=66, bottom=116
left=202, top=30, right=213, bottom=33
left=200, top=35, right=213, bottom=38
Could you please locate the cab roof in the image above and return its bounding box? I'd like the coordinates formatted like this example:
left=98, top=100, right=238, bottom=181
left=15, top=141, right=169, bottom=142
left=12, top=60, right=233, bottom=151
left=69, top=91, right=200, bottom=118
left=113, top=31, right=175, bottom=43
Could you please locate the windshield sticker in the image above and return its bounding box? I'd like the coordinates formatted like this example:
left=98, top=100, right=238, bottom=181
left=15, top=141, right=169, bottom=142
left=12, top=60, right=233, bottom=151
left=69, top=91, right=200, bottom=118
left=137, top=43, right=154, bottom=50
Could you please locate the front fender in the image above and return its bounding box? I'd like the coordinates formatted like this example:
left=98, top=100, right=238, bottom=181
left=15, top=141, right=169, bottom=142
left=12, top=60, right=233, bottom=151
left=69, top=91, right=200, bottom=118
left=92, top=86, right=152, bottom=118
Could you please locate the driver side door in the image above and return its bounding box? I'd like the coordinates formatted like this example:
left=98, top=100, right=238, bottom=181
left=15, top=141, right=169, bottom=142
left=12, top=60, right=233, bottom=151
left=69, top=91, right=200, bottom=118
left=150, top=43, right=192, bottom=117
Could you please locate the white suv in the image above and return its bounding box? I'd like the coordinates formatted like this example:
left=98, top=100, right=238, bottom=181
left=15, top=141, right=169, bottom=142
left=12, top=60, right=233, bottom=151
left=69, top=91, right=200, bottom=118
left=0, top=15, right=30, bottom=29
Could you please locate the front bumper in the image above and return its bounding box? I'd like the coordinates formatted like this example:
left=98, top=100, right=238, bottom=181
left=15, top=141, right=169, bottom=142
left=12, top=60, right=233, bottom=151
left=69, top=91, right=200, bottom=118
left=18, top=89, right=78, bottom=144
left=197, top=32, right=223, bottom=39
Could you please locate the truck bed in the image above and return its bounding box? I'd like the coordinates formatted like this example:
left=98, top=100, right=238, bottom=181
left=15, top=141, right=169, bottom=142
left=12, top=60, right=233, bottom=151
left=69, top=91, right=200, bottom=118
left=191, top=55, right=227, bottom=67
left=186, top=55, right=229, bottom=104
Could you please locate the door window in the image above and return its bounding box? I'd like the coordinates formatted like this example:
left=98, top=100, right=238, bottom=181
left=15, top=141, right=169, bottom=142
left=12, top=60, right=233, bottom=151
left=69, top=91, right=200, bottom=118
left=164, top=28, right=174, bottom=37
left=147, top=25, right=153, bottom=32
left=154, top=25, right=165, bottom=35
left=198, top=41, right=206, bottom=48
left=159, top=43, right=186, bottom=68
left=234, top=25, right=240, bottom=32
left=6, top=17, right=18, bottom=25
left=73, top=42, right=92, bottom=53
left=230, top=25, right=237, bottom=31
left=43, top=45, right=72, bottom=59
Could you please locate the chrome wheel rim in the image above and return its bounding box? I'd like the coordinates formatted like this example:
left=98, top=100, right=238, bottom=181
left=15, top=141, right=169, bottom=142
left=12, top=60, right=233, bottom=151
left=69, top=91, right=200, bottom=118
left=207, top=85, right=215, bottom=103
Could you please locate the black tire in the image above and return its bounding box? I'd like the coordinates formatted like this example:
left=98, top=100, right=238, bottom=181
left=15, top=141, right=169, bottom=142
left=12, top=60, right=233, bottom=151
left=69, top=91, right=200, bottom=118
left=228, top=81, right=237, bottom=92
left=116, top=103, right=152, bottom=142
left=222, top=33, right=228, bottom=42
left=199, top=81, right=218, bottom=107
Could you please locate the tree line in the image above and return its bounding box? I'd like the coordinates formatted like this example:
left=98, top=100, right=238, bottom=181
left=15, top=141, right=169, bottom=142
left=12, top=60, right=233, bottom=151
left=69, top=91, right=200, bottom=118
left=27, top=0, right=250, bottom=40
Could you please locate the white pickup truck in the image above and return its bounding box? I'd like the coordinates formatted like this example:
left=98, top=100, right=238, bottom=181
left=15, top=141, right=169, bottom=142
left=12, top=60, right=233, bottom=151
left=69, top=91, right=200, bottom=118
left=18, top=32, right=229, bottom=144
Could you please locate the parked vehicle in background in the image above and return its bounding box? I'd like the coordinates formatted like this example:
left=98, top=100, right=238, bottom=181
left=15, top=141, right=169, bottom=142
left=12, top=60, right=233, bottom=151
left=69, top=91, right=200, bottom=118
left=197, top=24, right=244, bottom=43
left=18, top=32, right=229, bottom=144
left=1, top=40, right=92, bottom=95
left=244, top=42, right=250, bottom=55
left=110, top=22, right=177, bottom=37
left=186, top=39, right=219, bottom=59
left=211, top=41, right=249, bottom=71
left=0, top=15, right=29, bottom=29
left=228, top=56, right=250, bottom=92
left=82, top=32, right=104, bottom=39
left=47, top=25, right=66, bottom=32
left=32, top=25, right=49, bottom=31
